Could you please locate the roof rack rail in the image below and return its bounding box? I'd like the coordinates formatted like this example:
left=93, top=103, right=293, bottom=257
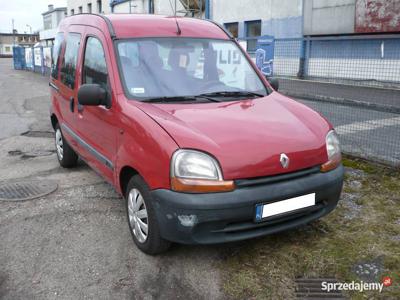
left=68, top=13, right=116, bottom=39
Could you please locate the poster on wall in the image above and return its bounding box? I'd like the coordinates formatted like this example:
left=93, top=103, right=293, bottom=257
left=255, top=35, right=275, bottom=77
left=34, top=47, right=42, bottom=66
left=43, top=47, right=52, bottom=68
left=25, top=47, right=33, bottom=69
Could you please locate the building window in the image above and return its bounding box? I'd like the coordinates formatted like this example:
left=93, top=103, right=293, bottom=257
left=245, top=20, right=261, bottom=52
left=83, top=37, right=109, bottom=93
left=224, top=22, right=239, bottom=38
left=70, top=9, right=74, bottom=15
left=87, top=3, right=92, bottom=13
left=5, top=46, right=11, bottom=52
left=44, top=15, right=52, bottom=30
left=97, top=0, right=102, bottom=13
left=149, top=0, right=154, bottom=13
left=78, top=6, right=83, bottom=14
left=60, top=33, right=81, bottom=89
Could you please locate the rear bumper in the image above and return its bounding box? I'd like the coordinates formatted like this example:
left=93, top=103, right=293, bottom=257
left=150, top=165, right=344, bottom=244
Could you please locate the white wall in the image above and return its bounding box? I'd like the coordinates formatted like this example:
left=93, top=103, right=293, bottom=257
left=112, top=1, right=142, bottom=13
left=303, top=0, right=356, bottom=35
left=212, top=0, right=302, bottom=24
left=40, top=9, right=66, bottom=41
left=0, top=44, right=13, bottom=56
left=112, top=0, right=185, bottom=15
left=307, top=58, right=400, bottom=82
left=212, top=0, right=303, bottom=39
left=67, top=0, right=111, bottom=15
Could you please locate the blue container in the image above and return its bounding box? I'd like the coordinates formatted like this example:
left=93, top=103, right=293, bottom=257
left=12, top=46, right=26, bottom=70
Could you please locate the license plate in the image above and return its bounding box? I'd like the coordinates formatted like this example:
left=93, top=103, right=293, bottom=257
left=255, top=193, right=316, bottom=221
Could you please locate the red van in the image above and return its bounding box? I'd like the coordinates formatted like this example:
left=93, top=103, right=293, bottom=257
left=49, top=14, right=343, bottom=254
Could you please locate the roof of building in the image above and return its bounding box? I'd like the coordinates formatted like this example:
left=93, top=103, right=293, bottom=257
left=59, top=14, right=230, bottom=40
left=42, top=7, right=67, bottom=16
left=0, top=32, right=39, bottom=36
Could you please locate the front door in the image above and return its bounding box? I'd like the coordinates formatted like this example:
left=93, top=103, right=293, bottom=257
left=73, top=27, right=118, bottom=183
left=57, top=26, right=85, bottom=150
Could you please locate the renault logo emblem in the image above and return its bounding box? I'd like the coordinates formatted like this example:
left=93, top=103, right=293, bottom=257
left=280, top=153, right=289, bottom=169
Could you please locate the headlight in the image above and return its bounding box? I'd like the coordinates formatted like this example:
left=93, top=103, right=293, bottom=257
left=321, top=130, right=342, bottom=172
left=171, top=149, right=234, bottom=193
left=172, top=150, right=221, bottom=180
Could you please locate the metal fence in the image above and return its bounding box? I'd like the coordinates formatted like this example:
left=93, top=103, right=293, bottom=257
left=267, top=35, right=400, bottom=167
left=12, top=46, right=52, bottom=76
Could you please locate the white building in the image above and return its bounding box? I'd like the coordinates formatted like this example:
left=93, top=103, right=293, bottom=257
left=67, top=0, right=111, bottom=15
left=39, top=5, right=67, bottom=45
left=67, top=0, right=196, bottom=17
left=0, top=32, right=39, bottom=57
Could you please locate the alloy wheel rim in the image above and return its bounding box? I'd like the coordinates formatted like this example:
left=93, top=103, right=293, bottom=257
left=127, top=188, right=148, bottom=243
left=55, top=129, right=63, bottom=160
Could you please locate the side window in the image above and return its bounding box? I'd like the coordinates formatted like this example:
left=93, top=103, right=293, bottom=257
left=60, top=33, right=81, bottom=89
left=83, top=37, right=109, bottom=91
left=51, top=32, right=64, bottom=79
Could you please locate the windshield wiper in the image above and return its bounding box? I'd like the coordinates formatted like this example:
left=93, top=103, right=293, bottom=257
left=198, top=91, right=265, bottom=98
left=141, top=95, right=221, bottom=103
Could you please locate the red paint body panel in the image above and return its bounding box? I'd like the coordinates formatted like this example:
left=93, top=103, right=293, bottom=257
left=106, top=14, right=229, bottom=39
left=355, top=0, right=400, bottom=33
left=51, top=14, right=333, bottom=194
left=115, top=95, right=179, bottom=190
left=134, top=93, right=330, bottom=180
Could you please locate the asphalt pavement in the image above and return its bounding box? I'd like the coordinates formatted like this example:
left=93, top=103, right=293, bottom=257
left=0, top=58, right=223, bottom=300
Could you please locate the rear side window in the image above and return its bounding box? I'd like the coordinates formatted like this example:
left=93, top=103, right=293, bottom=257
left=51, top=32, right=64, bottom=79
left=83, top=37, right=109, bottom=91
left=60, top=33, right=81, bottom=89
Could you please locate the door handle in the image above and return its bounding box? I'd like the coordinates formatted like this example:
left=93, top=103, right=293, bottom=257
left=49, top=82, right=59, bottom=92
left=69, top=97, right=74, bottom=112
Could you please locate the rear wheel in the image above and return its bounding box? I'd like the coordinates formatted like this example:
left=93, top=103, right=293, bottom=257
left=55, top=123, right=78, bottom=168
left=126, top=175, right=171, bottom=255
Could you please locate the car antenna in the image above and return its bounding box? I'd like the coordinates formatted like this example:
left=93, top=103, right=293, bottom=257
left=169, top=0, right=181, bottom=35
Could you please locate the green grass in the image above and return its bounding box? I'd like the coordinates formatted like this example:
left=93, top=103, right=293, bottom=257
left=219, top=158, right=400, bottom=299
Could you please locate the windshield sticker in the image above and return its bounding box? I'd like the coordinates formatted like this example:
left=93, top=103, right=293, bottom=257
left=179, top=55, right=187, bottom=68
left=131, top=87, right=145, bottom=94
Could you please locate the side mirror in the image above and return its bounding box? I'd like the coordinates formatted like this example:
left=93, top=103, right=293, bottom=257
left=266, top=77, right=279, bottom=91
left=78, top=84, right=110, bottom=107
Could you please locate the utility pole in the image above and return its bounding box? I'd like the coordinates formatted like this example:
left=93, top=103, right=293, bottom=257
left=12, top=19, right=15, bottom=45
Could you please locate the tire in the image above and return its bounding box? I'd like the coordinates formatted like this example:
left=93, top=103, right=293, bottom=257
left=125, top=175, right=171, bottom=255
left=54, top=123, right=78, bottom=168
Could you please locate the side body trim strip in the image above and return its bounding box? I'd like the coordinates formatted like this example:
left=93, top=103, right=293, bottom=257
left=61, top=123, right=114, bottom=170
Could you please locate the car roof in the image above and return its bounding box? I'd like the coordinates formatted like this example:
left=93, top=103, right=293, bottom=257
left=59, top=14, right=230, bottom=40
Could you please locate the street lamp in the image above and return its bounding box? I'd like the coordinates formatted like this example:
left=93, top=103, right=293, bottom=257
left=26, top=24, right=32, bottom=34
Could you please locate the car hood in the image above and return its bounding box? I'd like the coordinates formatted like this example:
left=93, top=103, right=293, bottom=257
left=134, top=92, right=331, bottom=179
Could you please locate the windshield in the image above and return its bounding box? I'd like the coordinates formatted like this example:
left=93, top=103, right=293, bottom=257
left=116, top=38, right=268, bottom=101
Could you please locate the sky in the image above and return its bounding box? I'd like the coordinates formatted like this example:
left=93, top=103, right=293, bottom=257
left=0, top=0, right=67, bottom=33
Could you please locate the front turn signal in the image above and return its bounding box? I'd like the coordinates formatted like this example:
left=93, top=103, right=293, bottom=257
left=171, top=177, right=235, bottom=193
left=320, top=154, right=342, bottom=172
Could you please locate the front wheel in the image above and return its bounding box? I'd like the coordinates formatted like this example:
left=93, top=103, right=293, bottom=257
left=126, top=175, right=171, bottom=255
left=55, top=123, right=78, bottom=168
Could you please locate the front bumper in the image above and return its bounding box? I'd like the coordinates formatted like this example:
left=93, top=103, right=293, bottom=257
left=150, top=165, right=344, bottom=244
